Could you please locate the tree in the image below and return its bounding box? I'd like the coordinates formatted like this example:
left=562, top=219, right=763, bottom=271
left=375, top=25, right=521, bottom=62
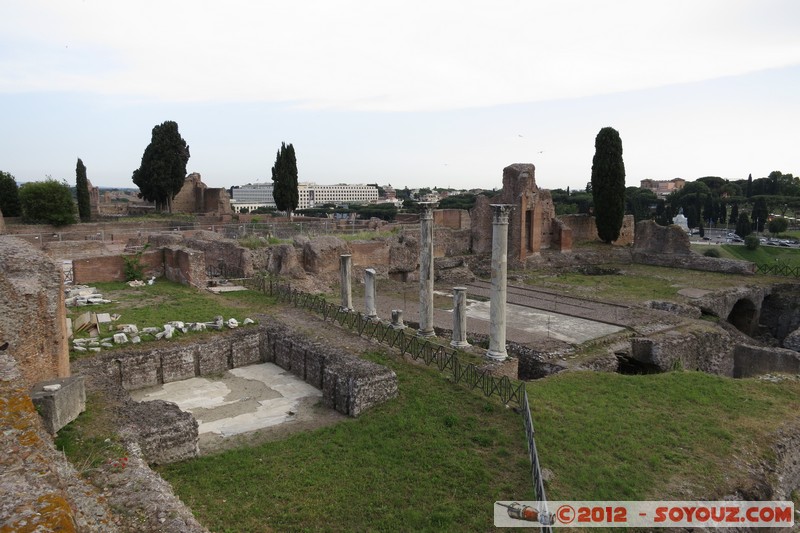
left=729, top=202, right=739, bottom=225
left=746, top=173, right=753, bottom=198
left=271, top=142, right=298, bottom=215
left=735, top=212, right=751, bottom=237
left=768, top=217, right=788, bottom=235
left=751, top=197, right=768, bottom=232
left=75, top=158, right=91, bottom=222
left=0, top=171, right=22, bottom=217
left=132, top=121, right=190, bottom=212
left=19, top=178, right=76, bottom=226
left=591, top=127, right=626, bottom=243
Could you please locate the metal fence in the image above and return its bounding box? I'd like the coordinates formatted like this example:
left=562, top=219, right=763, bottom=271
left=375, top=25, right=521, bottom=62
left=248, top=274, right=550, bottom=526
left=755, top=263, right=800, bottom=278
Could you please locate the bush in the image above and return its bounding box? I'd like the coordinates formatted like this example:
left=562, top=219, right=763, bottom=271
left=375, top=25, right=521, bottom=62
left=703, top=248, right=721, bottom=258
left=19, top=179, right=77, bottom=226
left=744, top=235, right=760, bottom=250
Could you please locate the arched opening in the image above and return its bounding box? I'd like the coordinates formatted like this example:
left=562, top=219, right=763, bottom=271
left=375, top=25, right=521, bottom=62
left=727, top=298, right=758, bottom=336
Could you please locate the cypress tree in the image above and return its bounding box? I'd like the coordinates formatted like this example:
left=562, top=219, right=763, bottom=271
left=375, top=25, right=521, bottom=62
left=76, top=158, right=91, bottom=222
left=591, top=127, right=626, bottom=243
left=271, top=142, right=299, bottom=216
left=132, top=121, right=190, bottom=212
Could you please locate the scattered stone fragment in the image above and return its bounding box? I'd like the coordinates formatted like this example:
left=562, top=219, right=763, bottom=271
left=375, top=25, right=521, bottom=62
left=89, top=347, right=101, bottom=352
left=128, top=280, right=145, bottom=287
left=188, top=322, right=206, bottom=332
left=131, top=336, right=141, bottom=344
left=142, top=327, right=160, bottom=335
left=118, top=324, right=138, bottom=334
left=227, top=318, right=239, bottom=329
left=113, top=333, right=129, bottom=344
left=101, top=342, right=113, bottom=348
left=243, top=318, right=255, bottom=325
left=73, top=346, right=87, bottom=352
left=43, top=384, right=62, bottom=392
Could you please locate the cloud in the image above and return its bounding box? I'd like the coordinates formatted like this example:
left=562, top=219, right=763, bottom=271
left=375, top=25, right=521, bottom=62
left=2, top=0, right=799, bottom=111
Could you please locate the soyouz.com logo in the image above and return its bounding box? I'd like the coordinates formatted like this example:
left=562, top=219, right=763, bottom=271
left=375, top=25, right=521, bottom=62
left=494, top=501, right=795, bottom=528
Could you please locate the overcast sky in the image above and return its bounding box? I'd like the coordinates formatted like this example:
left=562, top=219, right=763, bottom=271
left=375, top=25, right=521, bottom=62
left=1, top=0, right=798, bottom=192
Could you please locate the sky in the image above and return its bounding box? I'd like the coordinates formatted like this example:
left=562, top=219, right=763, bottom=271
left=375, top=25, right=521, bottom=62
left=1, top=0, right=799, bottom=192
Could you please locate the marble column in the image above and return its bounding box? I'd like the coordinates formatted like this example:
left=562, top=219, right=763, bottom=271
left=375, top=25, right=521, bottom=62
left=450, top=287, right=470, bottom=349
left=340, top=254, right=353, bottom=311
left=364, top=268, right=378, bottom=319
left=487, top=204, right=512, bottom=361
left=417, top=202, right=437, bottom=337
left=390, top=309, right=406, bottom=330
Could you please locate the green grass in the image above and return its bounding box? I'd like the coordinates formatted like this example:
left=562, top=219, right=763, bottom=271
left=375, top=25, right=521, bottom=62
left=713, top=243, right=800, bottom=267
left=529, top=371, right=800, bottom=500
left=158, top=350, right=532, bottom=532
left=54, top=392, right=127, bottom=471
left=67, top=281, right=277, bottom=355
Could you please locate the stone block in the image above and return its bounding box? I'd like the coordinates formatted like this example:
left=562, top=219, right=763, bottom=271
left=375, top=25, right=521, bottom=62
left=197, top=340, right=229, bottom=375
left=30, top=376, right=86, bottom=434
left=122, top=400, right=198, bottom=464
left=161, top=345, right=199, bottom=383
left=118, top=352, right=160, bottom=390
left=230, top=330, right=261, bottom=368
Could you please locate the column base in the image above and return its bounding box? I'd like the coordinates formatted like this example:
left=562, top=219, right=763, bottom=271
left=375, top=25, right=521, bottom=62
left=390, top=324, right=407, bottom=331
left=485, top=349, right=508, bottom=362
left=417, top=328, right=436, bottom=338
left=450, top=340, right=471, bottom=349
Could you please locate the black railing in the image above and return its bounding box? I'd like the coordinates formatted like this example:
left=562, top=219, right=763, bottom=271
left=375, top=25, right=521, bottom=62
left=248, top=273, right=550, bottom=522
left=755, top=263, right=800, bottom=278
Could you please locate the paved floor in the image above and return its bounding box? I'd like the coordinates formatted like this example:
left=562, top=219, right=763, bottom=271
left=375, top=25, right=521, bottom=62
left=130, top=363, right=325, bottom=451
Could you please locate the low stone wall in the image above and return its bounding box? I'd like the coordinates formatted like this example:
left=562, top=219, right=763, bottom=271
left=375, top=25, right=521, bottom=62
left=163, top=246, right=207, bottom=287
left=733, top=344, right=800, bottom=378
left=632, top=251, right=755, bottom=275
left=99, top=322, right=397, bottom=419
left=559, top=214, right=634, bottom=246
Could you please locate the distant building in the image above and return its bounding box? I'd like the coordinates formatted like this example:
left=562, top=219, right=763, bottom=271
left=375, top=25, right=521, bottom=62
left=640, top=178, right=686, bottom=197
left=230, top=182, right=378, bottom=212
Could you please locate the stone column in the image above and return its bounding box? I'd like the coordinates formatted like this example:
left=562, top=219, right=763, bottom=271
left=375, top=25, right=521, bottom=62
left=390, top=309, right=406, bottom=330
left=450, top=287, right=470, bottom=349
left=364, top=268, right=378, bottom=319
left=339, top=254, right=353, bottom=311
left=487, top=204, right=512, bottom=361
left=418, top=202, right=437, bottom=337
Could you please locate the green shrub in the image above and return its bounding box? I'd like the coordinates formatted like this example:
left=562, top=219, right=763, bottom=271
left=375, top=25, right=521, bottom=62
left=744, top=235, right=760, bottom=250
left=703, top=248, right=721, bottom=258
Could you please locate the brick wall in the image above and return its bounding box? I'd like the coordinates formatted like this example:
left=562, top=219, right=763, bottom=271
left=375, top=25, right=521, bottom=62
left=559, top=213, right=635, bottom=246
left=163, top=247, right=207, bottom=287
left=72, top=250, right=164, bottom=284
left=434, top=209, right=470, bottom=230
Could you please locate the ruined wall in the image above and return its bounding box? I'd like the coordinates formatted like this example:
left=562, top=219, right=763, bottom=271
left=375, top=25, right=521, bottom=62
left=630, top=326, right=735, bottom=376
left=94, top=323, right=397, bottom=419
left=434, top=209, right=470, bottom=230
left=0, top=352, right=117, bottom=531
left=631, top=220, right=755, bottom=275
left=302, top=236, right=349, bottom=273
left=733, top=344, right=800, bottom=378
left=349, top=240, right=391, bottom=267
left=172, top=174, right=205, bottom=214
left=149, top=231, right=253, bottom=278
left=163, top=247, right=207, bottom=287
left=0, top=236, right=70, bottom=387
left=559, top=213, right=635, bottom=246
left=72, top=250, right=164, bottom=284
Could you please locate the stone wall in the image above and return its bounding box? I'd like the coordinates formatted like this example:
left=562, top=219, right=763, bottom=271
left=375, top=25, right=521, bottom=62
left=163, top=246, right=207, bottom=288
left=559, top=213, right=635, bottom=246
left=629, top=326, right=735, bottom=376
left=149, top=231, right=253, bottom=278
left=73, top=250, right=164, bottom=284
left=733, top=344, right=800, bottom=378
left=0, top=236, right=70, bottom=387
left=0, top=352, right=117, bottom=531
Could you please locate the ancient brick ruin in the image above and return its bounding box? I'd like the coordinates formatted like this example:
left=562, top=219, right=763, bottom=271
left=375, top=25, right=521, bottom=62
left=471, top=163, right=572, bottom=264
left=172, top=172, right=233, bottom=216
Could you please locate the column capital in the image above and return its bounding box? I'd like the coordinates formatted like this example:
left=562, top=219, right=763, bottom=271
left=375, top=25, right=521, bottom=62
left=490, top=204, right=513, bottom=225
left=418, top=202, right=438, bottom=220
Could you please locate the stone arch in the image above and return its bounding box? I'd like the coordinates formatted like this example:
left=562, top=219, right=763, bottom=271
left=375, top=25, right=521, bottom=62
left=727, top=298, right=759, bottom=335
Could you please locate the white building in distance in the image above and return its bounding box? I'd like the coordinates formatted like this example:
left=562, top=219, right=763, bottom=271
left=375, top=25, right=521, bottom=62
left=230, top=182, right=379, bottom=212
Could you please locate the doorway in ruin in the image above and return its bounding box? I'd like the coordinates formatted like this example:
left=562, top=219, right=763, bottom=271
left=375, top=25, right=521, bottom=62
left=525, top=210, right=534, bottom=252
left=727, top=298, right=758, bottom=336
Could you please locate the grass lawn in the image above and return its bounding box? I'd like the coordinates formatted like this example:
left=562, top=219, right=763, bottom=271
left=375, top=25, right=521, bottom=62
left=158, top=350, right=533, bottom=532
left=712, top=243, right=800, bottom=267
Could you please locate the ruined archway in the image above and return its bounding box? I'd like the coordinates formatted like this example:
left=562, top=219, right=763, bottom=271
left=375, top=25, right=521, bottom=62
left=727, top=298, right=758, bottom=336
